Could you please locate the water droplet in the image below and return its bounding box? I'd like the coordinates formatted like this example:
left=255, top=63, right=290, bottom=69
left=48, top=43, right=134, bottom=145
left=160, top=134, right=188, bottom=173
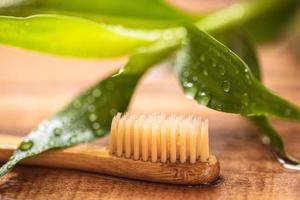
left=49, top=141, right=55, bottom=147
left=53, top=128, right=62, bottom=136
left=216, top=104, right=223, bottom=111
left=196, top=92, right=211, bottom=106
left=7, top=163, right=13, bottom=170
left=89, top=113, right=97, bottom=122
left=9, top=155, right=15, bottom=161
left=200, top=55, right=205, bottom=62
left=73, top=100, right=82, bottom=109
left=218, top=65, right=225, bottom=76
left=27, top=151, right=35, bottom=157
left=92, top=122, right=100, bottom=129
left=210, top=99, right=223, bottom=111
left=262, top=136, right=270, bottom=144
left=19, top=140, right=33, bottom=151
left=275, top=152, right=300, bottom=170
left=185, top=86, right=197, bottom=99
left=68, top=136, right=77, bottom=143
left=245, top=74, right=251, bottom=85
left=221, top=80, right=231, bottom=92
left=183, top=81, right=193, bottom=88
left=92, top=89, right=102, bottom=98
left=212, top=61, right=217, bottom=68
left=241, top=93, right=249, bottom=106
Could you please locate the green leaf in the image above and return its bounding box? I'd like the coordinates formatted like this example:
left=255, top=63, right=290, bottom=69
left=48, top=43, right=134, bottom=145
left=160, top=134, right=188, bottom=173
left=0, top=15, right=157, bottom=58
left=196, top=0, right=299, bottom=41
left=225, top=30, right=300, bottom=167
left=250, top=116, right=300, bottom=169
left=0, top=41, right=178, bottom=177
left=0, top=0, right=199, bottom=29
left=175, top=25, right=300, bottom=120
left=225, top=30, right=261, bottom=81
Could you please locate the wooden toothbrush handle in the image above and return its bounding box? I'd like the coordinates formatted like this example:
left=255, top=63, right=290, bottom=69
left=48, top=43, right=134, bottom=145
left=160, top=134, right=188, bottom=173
left=0, top=134, right=113, bottom=173
left=0, top=134, right=220, bottom=185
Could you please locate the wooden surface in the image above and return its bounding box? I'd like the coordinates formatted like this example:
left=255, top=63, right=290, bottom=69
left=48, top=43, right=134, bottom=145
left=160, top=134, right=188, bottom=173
left=0, top=39, right=300, bottom=199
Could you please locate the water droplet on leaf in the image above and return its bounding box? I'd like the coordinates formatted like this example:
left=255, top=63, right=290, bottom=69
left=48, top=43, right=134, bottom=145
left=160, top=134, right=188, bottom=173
left=19, top=140, right=34, bottom=151
left=242, top=93, right=249, bottom=106
left=183, top=81, right=193, bottom=88
left=92, top=89, right=102, bottom=98
left=222, top=80, right=231, bottom=92
left=49, top=141, right=55, bottom=147
left=262, top=136, right=270, bottom=144
left=245, top=74, right=251, bottom=84
left=7, top=163, right=13, bottom=170
left=196, top=92, right=211, bottom=106
left=89, top=113, right=97, bottom=122
left=53, top=128, right=62, bottom=136
left=92, top=122, right=100, bottom=129
left=27, top=151, right=35, bottom=157
left=68, top=136, right=77, bottom=144
left=218, top=65, right=225, bottom=76
left=212, top=61, right=217, bottom=68
left=185, top=86, right=197, bottom=99
left=216, top=104, right=223, bottom=111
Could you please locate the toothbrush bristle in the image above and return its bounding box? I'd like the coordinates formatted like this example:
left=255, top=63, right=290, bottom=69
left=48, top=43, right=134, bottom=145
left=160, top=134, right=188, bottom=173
left=109, top=113, right=209, bottom=164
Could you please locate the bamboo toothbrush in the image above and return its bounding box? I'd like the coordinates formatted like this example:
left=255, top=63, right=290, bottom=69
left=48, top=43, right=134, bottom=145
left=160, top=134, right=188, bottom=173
left=0, top=113, right=220, bottom=185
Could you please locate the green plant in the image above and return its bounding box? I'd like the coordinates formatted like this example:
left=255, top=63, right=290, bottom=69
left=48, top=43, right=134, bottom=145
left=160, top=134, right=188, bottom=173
left=0, top=0, right=299, bottom=176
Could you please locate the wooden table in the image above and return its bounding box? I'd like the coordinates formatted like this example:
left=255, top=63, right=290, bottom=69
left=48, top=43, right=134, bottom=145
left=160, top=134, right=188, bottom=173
left=0, top=38, right=300, bottom=199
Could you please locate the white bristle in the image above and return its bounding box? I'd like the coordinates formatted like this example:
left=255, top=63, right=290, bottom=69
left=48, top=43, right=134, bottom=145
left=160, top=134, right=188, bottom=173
left=109, top=113, right=210, bottom=164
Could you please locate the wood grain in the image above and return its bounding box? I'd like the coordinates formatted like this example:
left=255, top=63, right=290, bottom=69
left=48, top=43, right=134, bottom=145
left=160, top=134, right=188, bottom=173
left=0, top=38, right=300, bottom=199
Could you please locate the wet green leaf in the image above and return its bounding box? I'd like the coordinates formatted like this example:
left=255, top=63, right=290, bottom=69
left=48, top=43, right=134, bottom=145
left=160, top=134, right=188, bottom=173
left=0, top=15, right=156, bottom=58
left=225, top=29, right=300, bottom=167
left=0, top=41, right=178, bottom=177
left=0, top=0, right=199, bottom=29
left=223, top=30, right=260, bottom=81
left=176, top=26, right=300, bottom=120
